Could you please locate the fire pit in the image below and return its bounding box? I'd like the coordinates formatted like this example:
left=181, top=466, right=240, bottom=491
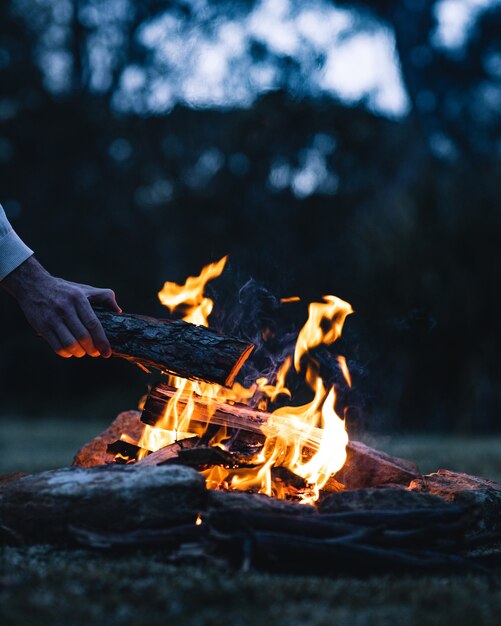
left=1, top=257, right=500, bottom=575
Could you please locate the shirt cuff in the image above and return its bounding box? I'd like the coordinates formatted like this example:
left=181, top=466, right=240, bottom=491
left=0, top=228, right=34, bottom=281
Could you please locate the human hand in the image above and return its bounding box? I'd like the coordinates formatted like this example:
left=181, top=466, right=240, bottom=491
left=1, top=256, right=121, bottom=358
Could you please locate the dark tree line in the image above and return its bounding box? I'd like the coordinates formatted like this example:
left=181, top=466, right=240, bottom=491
left=0, top=0, right=500, bottom=433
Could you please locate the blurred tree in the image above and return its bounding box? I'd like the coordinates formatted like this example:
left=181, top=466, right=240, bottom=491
left=0, top=0, right=500, bottom=433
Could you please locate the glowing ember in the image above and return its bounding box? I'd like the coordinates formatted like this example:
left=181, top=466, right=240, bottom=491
left=132, top=257, right=353, bottom=503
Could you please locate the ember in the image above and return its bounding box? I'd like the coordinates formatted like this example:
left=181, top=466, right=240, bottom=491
left=115, top=257, right=352, bottom=503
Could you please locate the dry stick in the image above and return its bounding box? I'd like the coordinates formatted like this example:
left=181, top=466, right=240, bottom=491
left=96, top=310, right=254, bottom=387
left=138, top=436, right=200, bottom=467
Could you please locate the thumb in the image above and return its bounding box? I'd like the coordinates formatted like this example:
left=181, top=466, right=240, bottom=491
left=88, top=288, right=122, bottom=313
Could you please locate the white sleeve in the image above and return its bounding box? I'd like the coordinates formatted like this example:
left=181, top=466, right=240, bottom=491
left=0, top=203, right=34, bottom=280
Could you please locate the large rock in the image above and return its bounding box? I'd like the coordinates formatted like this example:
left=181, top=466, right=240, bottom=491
left=0, top=464, right=207, bottom=544
left=335, top=441, right=419, bottom=489
left=409, top=469, right=501, bottom=530
left=73, top=410, right=144, bottom=467
left=208, top=490, right=317, bottom=516
left=319, top=487, right=447, bottom=513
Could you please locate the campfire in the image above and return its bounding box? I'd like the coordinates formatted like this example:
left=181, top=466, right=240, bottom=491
left=1, top=258, right=500, bottom=575
left=107, top=256, right=352, bottom=504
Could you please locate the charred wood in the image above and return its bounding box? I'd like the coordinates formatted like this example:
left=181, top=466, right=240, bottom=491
left=159, top=445, right=258, bottom=470
left=107, top=440, right=147, bottom=462
left=138, top=436, right=201, bottom=466
left=141, top=384, right=419, bottom=487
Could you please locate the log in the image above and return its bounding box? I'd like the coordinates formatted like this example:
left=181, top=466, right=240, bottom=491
left=141, top=384, right=419, bottom=488
left=141, top=382, right=324, bottom=450
left=139, top=436, right=201, bottom=466
left=95, top=310, right=254, bottom=386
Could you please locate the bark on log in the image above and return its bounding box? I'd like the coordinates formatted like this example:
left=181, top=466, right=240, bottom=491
left=96, top=310, right=254, bottom=386
left=141, top=384, right=419, bottom=488
left=0, top=464, right=207, bottom=545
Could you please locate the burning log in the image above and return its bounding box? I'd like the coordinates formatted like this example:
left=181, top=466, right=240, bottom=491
left=95, top=310, right=254, bottom=386
left=140, top=384, right=419, bottom=488
left=139, top=436, right=201, bottom=466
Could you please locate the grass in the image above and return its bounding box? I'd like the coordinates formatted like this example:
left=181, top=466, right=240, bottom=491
left=1, top=414, right=500, bottom=626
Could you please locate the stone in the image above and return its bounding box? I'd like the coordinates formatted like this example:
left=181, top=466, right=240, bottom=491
left=73, top=410, right=144, bottom=467
left=319, top=487, right=447, bottom=513
left=335, top=441, right=419, bottom=489
left=0, top=464, right=207, bottom=544
left=207, top=490, right=317, bottom=516
left=409, top=469, right=501, bottom=530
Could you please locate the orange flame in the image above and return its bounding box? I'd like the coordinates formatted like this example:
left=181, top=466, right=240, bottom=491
left=136, top=257, right=352, bottom=503
left=158, top=256, right=227, bottom=326
left=294, top=295, right=353, bottom=372
left=337, top=355, right=352, bottom=387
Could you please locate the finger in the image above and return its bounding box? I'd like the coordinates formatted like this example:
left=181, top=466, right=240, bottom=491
left=63, top=311, right=100, bottom=357
left=88, top=288, right=122, bottom=313
left=43, top=328, right=74, bottom=359
left=76, top=297, right=112, bottom=357
left=53, top=322, right=86, bottom=358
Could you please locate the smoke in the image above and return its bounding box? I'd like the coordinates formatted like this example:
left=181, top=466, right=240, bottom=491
left=209, top=272, right=365, bottom=418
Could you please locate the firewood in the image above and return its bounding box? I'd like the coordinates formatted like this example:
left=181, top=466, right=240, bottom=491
left=95, top=310, right=254, bottom=386
left=141, top=383, right=419, bottom=487
left=138, top=436, right=200, bottom=466
left=107, top=439, right=146, bottom=462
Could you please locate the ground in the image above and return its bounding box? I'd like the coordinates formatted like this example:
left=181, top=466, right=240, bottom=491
left=1, top=415, right=500, bottom=626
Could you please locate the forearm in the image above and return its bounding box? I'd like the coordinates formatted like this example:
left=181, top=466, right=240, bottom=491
left=1, top=256, right=48, bottom=301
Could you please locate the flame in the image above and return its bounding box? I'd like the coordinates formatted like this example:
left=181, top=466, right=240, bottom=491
left=256, top=356, right=292, bottom=409
left=134, top=257, right=352, bottom=503
left=294, top=295, right=353, bottom=372
left=158, top=256, right=227, bottom=326
left=337, top=355, right=352, bottom=387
